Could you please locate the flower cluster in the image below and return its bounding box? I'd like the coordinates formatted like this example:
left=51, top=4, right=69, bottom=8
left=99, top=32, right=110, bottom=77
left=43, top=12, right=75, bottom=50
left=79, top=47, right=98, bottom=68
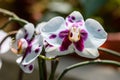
left=0, top=11, right=107, bottom=73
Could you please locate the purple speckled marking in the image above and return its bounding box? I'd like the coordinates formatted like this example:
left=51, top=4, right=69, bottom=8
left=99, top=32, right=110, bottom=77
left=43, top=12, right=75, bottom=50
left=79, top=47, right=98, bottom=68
left=74, top=38, right=84, bottom=52
left=26, top=45, right=32, bottom=53
left=59, top=37, right=71, bottom=51
left=71, top=16, right=75, bottom=20
left=29, top=65, right=33, bottom=70
left=69, top=32, right=73, bottom=37
left=24, top=29, right=28, bottom=39
left=80, top=29, right=88, bottom=41
left=49, top=34, right=57, bottom=39
left=59, top=30, right=69, bottom=38
left=67, top=16, right=70, bottom=18
left=23, top=65, right=27, bottom=67
left=72, top=24, right=78, bottom=27
left=45, top=42, right=53, bottom=48
left=68, top=18, right=73, bottom=23
left=66, top=22, right=68, bottom=26
left=35, top=48, right=40, bottom=53
left=97, top=29, right=101, bottom=32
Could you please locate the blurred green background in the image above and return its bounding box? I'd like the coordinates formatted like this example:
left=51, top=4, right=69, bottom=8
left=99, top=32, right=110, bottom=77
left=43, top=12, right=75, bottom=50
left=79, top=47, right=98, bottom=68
left=0, top=0, right=120, bottom=32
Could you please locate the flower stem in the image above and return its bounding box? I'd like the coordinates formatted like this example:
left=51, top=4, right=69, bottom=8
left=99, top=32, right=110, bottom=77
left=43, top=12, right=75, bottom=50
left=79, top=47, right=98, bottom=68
left=18, top=68, right=24, bottom=80
left=0, top=8, right=19, bottom=19
left=0, top=8, right=28, bottom=29
left=9, top=18, right=28, bottom=26
left=99, top=47, right=120, bottom=57
left=57, top=59, right=120, bottom=80
left=38, top=57, right=45, bottom=80
left=39, top=55, right=55, bottom=60
left=49, top=58, right=59, bottom=80
left=38, top=49, right=47, bottom=80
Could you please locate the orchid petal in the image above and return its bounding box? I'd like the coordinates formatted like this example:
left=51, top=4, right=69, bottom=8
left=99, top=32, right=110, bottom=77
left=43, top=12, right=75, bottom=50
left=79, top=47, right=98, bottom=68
left=36, top=22, right=47, bottom=34
left=22, top=35, right=43, bottom=65
left=65, top=11, right=84, bottom=27
left=0, top=30, right=12, bottom=54
left=16, top=23, right=34, bottom=40
left=41, top=17, right=66, bottom=46
left=85, top=19, right=107, bottom=48
left=75, top=48, right=99, bottom=58
left=41, top=17, right=64, bottom=34
left=17, top=57, right=34, bottom=73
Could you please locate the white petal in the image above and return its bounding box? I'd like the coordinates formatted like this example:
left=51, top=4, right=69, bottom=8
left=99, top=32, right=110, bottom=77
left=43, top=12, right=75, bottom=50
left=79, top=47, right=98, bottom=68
left=16, top=23, right=35, bottom=40
left=36, top=22, right=47, bottom=34
left=85, top=19, right=107, bottom=48
left=22, top=35, right=43, bottom=65
left=0, top=30, right=12, bottom=54
left=41, top=17, right=66, bottom=46
left=17, top=57, right=34, bottom=73
left=41, top=17, right=64, bottom=34
left=75, top=48, right=99, bottom=58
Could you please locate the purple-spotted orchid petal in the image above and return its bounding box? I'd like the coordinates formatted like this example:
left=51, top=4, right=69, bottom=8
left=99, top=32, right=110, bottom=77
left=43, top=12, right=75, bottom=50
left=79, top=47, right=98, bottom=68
left=21, top=35, right=43, bottom=65
left=65, top=11, right=84, bottom=28
left=0, top=30, right=12, bottom=54
left=40, top=17, right=66, bottom=46
left=84, top=19, right=107, bottom=48
left=17, top=57, right=34, bottom=73
left=41, top=11, right=107, bottom=58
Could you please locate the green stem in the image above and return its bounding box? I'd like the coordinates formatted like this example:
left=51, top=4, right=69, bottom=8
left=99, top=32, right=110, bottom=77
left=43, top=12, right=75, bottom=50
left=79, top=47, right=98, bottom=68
left=49, top=58, right=59, bottom=80
left=39, top=55, right=55, bottom=60
left=38, top=57, right=45, bottom=80
left=38, top=49, right=47, bottom=80
left=0, top=8, right=28, bottom=29
left=18, top=68, right=24, bottom=80
left=57, top=59, right=120, bottom=80
left=98, top=47, right=120, bottom=57
left=9, top=18, right=28, bottom=26
left=0, top=8, right=19, bottom=19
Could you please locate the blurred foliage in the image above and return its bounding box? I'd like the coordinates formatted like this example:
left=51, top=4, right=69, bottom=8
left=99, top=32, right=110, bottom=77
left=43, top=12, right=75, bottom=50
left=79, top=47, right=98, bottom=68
left=0, top=0, right=120, bottom=32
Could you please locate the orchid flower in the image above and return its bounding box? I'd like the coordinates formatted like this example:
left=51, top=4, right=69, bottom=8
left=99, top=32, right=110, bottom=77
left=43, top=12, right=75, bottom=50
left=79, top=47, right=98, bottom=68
left=40, top=11, right=107, bottom=58
left=11, top=23, right=43, bottom=73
